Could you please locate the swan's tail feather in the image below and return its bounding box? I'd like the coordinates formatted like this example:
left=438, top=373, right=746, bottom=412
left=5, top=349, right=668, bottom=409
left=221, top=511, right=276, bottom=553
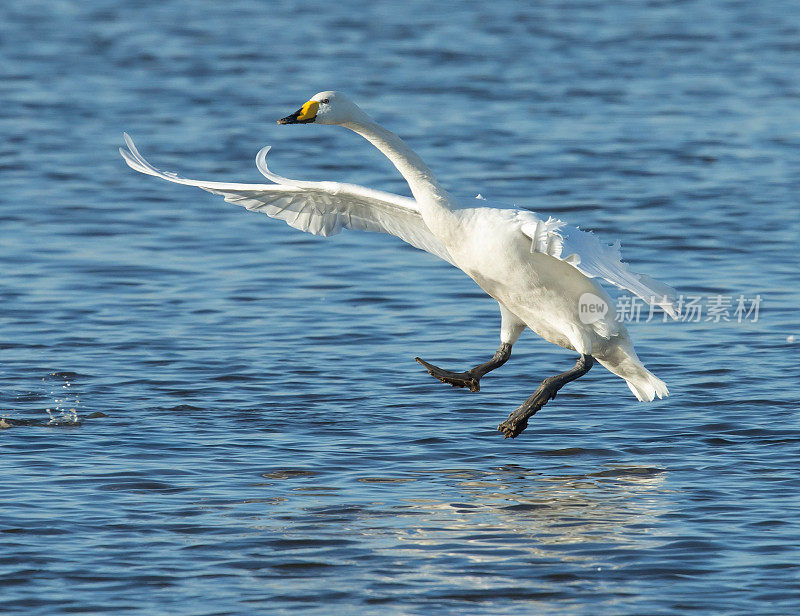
left=623, top=369, right=669, bottom=402
left=595, top=348, right=669, bottom=402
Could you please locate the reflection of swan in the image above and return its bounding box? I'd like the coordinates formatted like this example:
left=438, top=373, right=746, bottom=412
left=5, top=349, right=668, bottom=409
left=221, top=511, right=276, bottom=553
left=120, top=91, right=675, bottom=438
left=375, top=465, right=668, bottom=568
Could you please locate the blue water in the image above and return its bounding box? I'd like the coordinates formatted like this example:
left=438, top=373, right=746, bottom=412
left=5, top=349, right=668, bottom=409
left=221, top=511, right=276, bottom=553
left=2, top=0, right=800, bottom=614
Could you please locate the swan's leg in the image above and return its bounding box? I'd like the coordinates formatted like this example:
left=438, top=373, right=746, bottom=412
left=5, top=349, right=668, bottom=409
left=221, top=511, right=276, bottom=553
left=497, top=354, right=594, bottom=439
left=415, top=303, right=525, bottom=393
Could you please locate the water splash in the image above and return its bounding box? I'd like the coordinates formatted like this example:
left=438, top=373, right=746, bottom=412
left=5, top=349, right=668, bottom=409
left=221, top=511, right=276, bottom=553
left=43, top=372, right=81, bottom=426
left=45, top=407, right=79, bottom=426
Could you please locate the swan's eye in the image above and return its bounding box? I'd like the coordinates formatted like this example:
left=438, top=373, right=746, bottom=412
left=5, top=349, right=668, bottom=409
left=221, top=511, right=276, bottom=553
left=321, top=98, right=330, bottom=104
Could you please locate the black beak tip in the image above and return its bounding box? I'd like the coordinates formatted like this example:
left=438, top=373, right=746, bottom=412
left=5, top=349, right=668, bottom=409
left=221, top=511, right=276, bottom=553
left=277, top=107, right=315, bottom=125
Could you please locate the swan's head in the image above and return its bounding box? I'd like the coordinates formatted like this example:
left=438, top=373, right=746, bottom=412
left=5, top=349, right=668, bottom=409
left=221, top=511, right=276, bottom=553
left=277, top=91, right=367, bottom=126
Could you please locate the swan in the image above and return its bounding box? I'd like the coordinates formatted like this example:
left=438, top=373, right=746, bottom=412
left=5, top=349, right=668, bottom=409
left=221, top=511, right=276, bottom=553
left=120, top=90, right=676, bottom=438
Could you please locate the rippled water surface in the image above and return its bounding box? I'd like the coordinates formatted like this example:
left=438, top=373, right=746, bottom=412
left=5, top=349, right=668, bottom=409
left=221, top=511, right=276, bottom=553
left=2, top=1, right=800, bottom=614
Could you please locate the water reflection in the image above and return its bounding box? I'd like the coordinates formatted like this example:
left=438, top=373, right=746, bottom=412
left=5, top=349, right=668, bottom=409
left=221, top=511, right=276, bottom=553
left=379, top=464, right=669, bottom=565
left=234, top=461, right=671, bottom=582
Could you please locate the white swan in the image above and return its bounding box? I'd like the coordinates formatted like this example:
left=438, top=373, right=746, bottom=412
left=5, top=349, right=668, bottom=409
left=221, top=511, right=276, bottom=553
left=120, top=91, right=676, bottom=438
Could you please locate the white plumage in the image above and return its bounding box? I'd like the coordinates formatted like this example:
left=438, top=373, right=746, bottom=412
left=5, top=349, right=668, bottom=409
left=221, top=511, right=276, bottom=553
left=121, top=91, right=675, bottom=429
left=121, top=134, right=455, bottom=265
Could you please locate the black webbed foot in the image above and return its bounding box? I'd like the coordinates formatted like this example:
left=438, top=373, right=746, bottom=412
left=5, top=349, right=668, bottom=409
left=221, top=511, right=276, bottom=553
left=415, top=357, right=481, bottom=392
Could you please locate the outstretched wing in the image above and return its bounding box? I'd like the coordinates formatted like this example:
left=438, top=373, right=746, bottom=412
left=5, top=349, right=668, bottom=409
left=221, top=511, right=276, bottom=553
left=516, top=210, right=677, bottom=318
left=119, top=134, right=454, bottom=265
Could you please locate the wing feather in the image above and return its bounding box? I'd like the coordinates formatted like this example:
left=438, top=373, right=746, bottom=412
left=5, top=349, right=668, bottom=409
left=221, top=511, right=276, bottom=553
left=120, top=134, right=454, bottom=265
left=517, top=210, right=677, bottom=318
left=122, top=135, right=673, bottom=315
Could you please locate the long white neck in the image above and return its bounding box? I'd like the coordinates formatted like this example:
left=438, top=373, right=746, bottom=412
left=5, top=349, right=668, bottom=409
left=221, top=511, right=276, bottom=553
left=343, top=119, right=458, bottom=238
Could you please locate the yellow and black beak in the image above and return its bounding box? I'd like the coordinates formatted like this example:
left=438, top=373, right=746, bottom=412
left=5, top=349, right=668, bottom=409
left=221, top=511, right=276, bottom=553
left=277, top=100, right=319, bottom=124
